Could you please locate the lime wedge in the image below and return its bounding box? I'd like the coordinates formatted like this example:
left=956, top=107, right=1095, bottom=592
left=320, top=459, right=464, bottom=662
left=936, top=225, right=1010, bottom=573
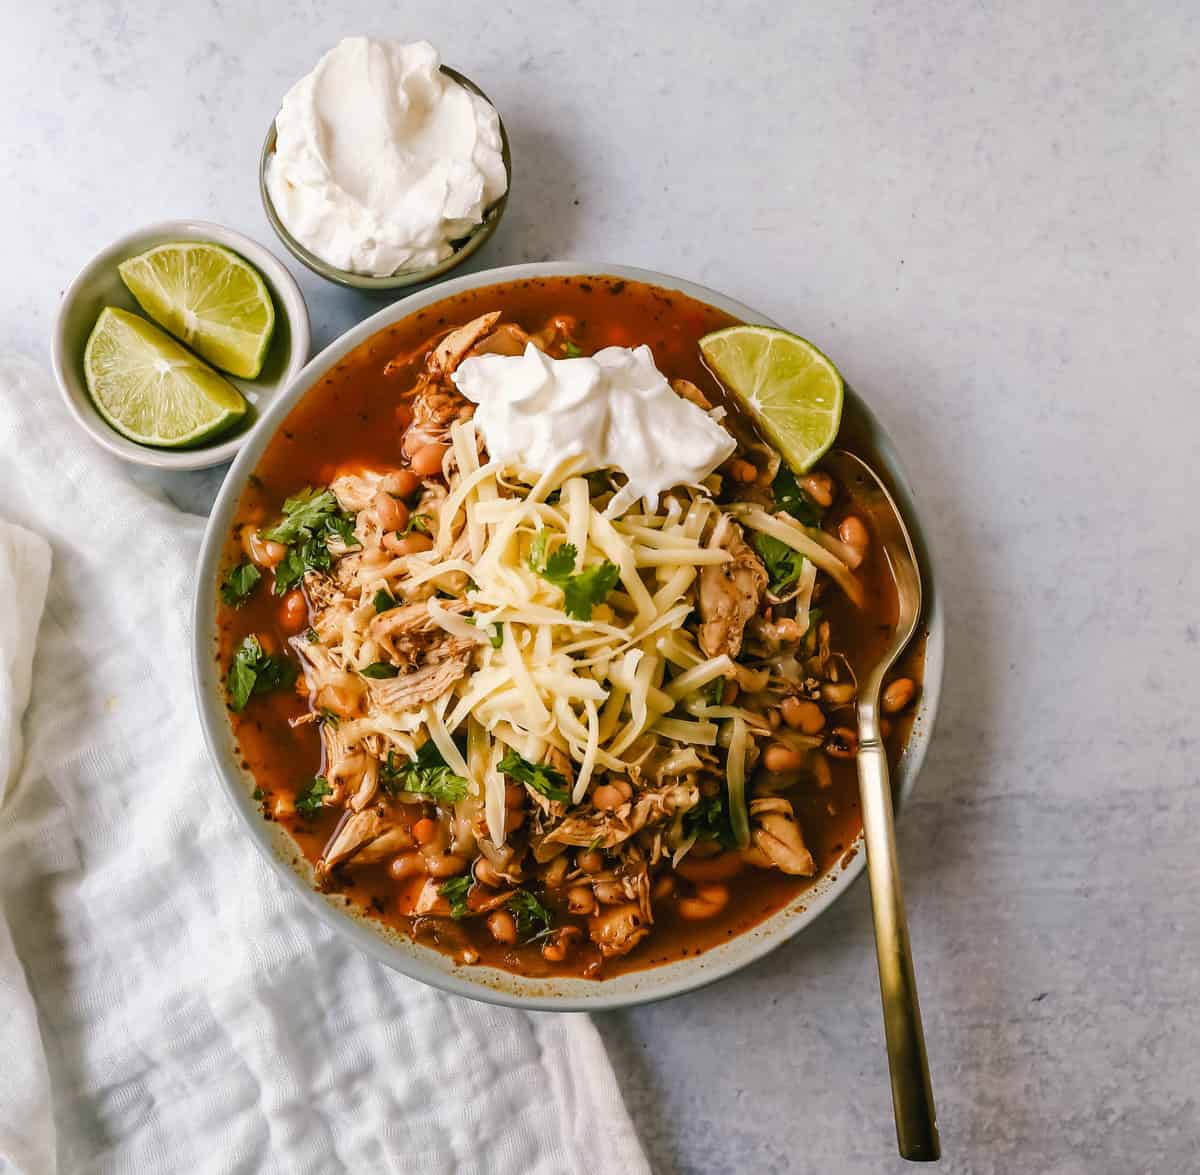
left=699, top=325, right=844, bottom=473
left=118, top=241, right=275, bottom=378
left=84, top=307, right=248, bottom=447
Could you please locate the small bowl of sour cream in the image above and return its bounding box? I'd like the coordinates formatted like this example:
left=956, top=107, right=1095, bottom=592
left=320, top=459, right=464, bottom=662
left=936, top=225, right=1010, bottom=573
left=260, top=38, right=511, bottom=292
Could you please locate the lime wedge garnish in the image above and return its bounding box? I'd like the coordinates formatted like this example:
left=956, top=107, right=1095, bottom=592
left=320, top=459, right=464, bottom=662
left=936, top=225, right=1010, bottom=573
left=118, top=241, right=275, bottom=378
left=699, top=325, right=844, bottom=473
left=84, top=307, right=248, bottom=448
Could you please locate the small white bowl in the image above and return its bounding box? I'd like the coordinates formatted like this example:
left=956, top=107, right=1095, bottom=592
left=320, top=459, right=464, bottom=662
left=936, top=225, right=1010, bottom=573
left=51, top=220, right=311, bottom=471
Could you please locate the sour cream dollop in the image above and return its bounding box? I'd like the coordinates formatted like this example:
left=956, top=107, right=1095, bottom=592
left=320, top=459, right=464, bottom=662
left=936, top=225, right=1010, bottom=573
left=452, top=344, right=737, bottom=512
left=265, top=37, right=508, bottom=276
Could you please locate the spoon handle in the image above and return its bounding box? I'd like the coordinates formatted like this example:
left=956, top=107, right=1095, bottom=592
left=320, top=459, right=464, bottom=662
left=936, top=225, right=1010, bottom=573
left=857, top=734, right=940, bottom=1161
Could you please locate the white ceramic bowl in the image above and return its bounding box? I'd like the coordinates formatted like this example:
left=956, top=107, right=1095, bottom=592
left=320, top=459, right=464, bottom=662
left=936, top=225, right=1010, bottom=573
left=52, top=220, right=311, bottom=471
left=192, top=262, right=944, bottom=1010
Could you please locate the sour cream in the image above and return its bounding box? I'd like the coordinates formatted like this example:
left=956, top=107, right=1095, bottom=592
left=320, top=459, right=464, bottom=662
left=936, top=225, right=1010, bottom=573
left=452, top=344, right=737, bottom=512
left=265, top=38, right=508, bottom=276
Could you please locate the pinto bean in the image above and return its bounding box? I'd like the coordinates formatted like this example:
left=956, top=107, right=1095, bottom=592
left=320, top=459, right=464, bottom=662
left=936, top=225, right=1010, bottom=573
left=781, top=696, right=826, bottom=734
left=800, top=472, right=835, bottom=508
left=389, top=852, right=425, bottom=881
left=379, top=469, right=421, bottom=499
left=576, top=848, right=604, bottom=874
left=473, top=858, right=503, bottom=887
left=424, top=853, right=468, bottom=879
left=279, top=589, right=308, bottom=633
left=763, top=742, right=805, bottom=773
left=410, top=443, right=449, bottom=477
left=678, top=883, right=729, bottom=921
left=567, top=885, right=596, bottom=915
left=373, top=491, right=409, bottom=533
left=541, top=853, right=569, bottom=888
left=591, top=779, right=633, bottom=811
left=821, top=681, right=856, bottom=706
left=837, top=515, right=870, bottom=569
left=882, top=677, right=917, bottom=714
left=486, top=909, right=517, bottom=945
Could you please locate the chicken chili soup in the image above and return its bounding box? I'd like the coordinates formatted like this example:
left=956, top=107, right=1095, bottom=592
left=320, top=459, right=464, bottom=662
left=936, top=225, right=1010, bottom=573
left=216, top=276, right=922, bottom=980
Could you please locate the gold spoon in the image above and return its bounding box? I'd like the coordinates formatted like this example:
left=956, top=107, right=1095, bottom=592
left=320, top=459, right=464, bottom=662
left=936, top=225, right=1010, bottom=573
left=823, top=448, right=940, bottom=1162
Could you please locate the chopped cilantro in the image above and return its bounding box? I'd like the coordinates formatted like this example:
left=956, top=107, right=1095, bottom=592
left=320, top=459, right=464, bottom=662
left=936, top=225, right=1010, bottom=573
left=373, top=588, right=398, bottom=613
left=382, top=741, right=470, bottom=804
left=251, top=787, right=264, bottom=802
left=683, top=795, right=736, bottom=848
left=399, top=512, right=431, bottom=537
left=752, top=532, right=805, bottom=593
left=226, top=635, right=297, bottom=712
left=263, top=486, right=357, bottom=595
left=507, top=889, right=555, bottom=941
left=295, top=776, right=332, bottom=818
left=305, top=627, right=320, bottom=643
left=528, top=533, right=619, bottom=621
left=319, top=708, right=339, bottom=727
left=563, top=341, right=583, bottom=358
left=772, top=465, right=825, bottom=526
left=360, top=661, right=400, bottom=679
left=440, top=875, right=473, bottom=919
left=498, top=750, right=571, bottom=804
left=220, top=562, right=261, bottom=607
left=264, top=488, right=340, bottom=544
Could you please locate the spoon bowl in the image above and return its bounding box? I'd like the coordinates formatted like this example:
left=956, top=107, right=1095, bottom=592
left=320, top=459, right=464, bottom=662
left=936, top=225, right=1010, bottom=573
left=824, top=448, right=940, bottom=1162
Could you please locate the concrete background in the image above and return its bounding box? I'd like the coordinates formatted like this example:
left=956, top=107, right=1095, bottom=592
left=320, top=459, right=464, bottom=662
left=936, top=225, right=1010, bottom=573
left=3, top=2, right=1197, bottom=1171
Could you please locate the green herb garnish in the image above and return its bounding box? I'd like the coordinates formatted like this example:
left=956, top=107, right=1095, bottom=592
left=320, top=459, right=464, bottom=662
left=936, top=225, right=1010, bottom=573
left=295, top=776, right=332, bottom=818
left=563, top=341, right=583, bottom=358
left=220, top=562, right=261, bottom=607
left=439, top=875, right=473, bottom=919
left=263, top=486, right=357, bottom=595
left=399, top=512, right=431, bottom=537
left=528, top=532, right=620, bottom=621
left=226, top=635, right=297, bottom=712
left=498, top=750, right=571, bottom=804
left=772, top=465, right=825, bottom=526
left=305, top=627, right=320, bottom=643
left=683, top=795, right=736, bottom=848
left=360, top=661, right=400, bottom=679
left=373, top=588, right=398, bottom=614
left=752, top=532, right=805, bottom=593
left=382, top=741, right=470, bottom=804
left=508, top=889, right=555, bottom=941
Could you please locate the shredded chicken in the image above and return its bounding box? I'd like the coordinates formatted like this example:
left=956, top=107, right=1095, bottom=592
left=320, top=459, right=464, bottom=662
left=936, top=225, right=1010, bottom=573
left=588, top=903, right=651, bottom=958
left=368, top=656, right=471, bottom=711
left=697, top=516, right=767, bottom=658
left=744, top=797, right=816, bottom=876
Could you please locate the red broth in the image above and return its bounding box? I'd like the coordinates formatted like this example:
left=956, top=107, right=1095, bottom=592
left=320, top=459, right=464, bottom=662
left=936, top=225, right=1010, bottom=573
left=217, top=275, right=922, bottom=978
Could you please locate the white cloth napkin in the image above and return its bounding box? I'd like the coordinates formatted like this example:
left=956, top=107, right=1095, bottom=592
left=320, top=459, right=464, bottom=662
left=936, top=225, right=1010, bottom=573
left=0, top=357, right=649, bottom=1175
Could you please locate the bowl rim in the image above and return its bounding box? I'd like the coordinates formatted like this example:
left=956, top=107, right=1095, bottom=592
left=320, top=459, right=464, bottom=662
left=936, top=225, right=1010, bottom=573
left=51, top=219, right=312, bottom=471
left=259, top=66, right=512, bottom=291
left=192, top=261, right=944, bottom=1011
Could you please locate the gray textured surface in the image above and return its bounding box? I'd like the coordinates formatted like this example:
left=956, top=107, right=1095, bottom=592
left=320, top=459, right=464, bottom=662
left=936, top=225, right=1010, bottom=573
left=4, top=2, right=1199, bottom=1172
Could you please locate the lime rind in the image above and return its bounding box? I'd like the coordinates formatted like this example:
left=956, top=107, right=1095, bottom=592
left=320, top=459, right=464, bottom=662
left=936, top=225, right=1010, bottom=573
left=699, top=325, right=844, bottom=473
left=118, top=242, right=275, bottom=379
left=84, top=307, right=248, bottom=448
